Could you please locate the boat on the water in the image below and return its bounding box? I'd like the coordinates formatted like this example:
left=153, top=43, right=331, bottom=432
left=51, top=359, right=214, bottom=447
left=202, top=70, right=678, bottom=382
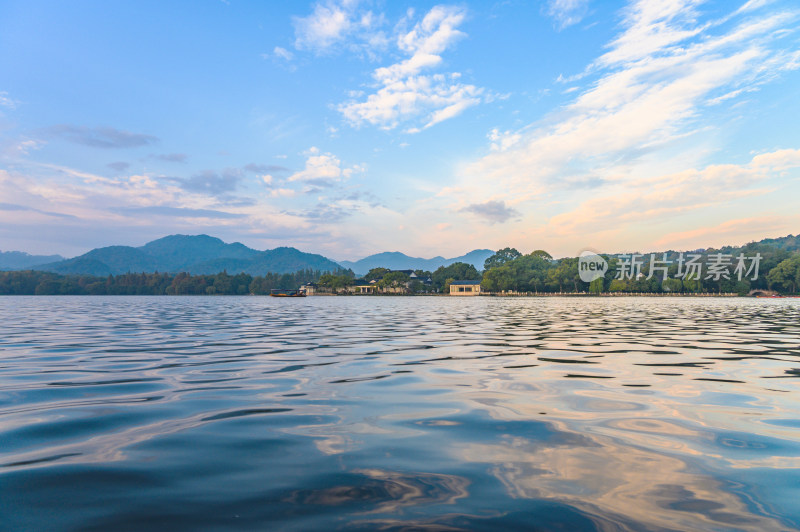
left=270, top=289, right=307, bottom=297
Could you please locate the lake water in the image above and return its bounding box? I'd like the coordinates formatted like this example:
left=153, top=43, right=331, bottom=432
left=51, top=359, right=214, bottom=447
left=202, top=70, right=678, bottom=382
left=1, top=296, right=799, bottom=531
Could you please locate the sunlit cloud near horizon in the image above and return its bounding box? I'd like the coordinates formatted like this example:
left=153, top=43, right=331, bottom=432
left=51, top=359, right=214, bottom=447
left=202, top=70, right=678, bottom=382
left=1, top=0, right=799, bottom=259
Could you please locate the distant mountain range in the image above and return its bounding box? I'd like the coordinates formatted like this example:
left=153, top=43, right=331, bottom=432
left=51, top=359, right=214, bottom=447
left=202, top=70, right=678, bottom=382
left=338, top=249, right=494, bottom=275
left=3, top=233, right=797, bottom=278
left=11, top=235, right=346, bottom=276
left=0, top=250, right=65, bottom=270
left=1, top=235, right=494, bottom=277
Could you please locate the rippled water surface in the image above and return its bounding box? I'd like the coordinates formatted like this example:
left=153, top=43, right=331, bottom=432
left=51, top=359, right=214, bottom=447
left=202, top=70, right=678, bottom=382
left=1, top=296, right=799, bottom=531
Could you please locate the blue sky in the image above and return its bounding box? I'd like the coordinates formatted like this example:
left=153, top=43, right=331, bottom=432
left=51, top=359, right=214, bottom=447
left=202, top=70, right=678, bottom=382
left=1, top=0, right=799, bottom=260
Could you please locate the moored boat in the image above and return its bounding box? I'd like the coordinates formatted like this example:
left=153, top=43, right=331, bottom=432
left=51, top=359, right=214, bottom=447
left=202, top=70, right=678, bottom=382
left=270, top=289, right=307, bottom=297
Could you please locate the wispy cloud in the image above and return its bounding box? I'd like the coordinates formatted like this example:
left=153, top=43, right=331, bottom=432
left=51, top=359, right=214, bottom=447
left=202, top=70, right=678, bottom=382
left=460, top=200, right=520, bottom=224
left=293, top=0, right=386, bottom=55
left=152, top=153, right=187, bottom=163
left=0, top=202, right=75, bottom=219
left=595, top=0, right=707, bottom=68
left=0, top=164, right=314, bottom=254
left=292, top=201, right=357, bottom=222
left=546, top=148, right=800, bottom=237
left=463, top=0, right=800, bottom=202
left=735, top=0, right=775, bottom=16
left=167, top=169, right=242, bottom=196
left=337, top=5, right=484, bottom=131
left=107, top=162, right=130, bottom=172
left=244, top=163, right=290, bottom=174
left=42, top=125, right=158, bottom=149
left=0, top=137, right=44, bottom=158
left=654, top=215, right=797, bottom=249
left=273, top=46, right=294, bottom=61
left=117, top=205, right=245, bottom=219
left=0, top=91, right=18, bottom=110
left=544, top=0, right=590, bottom=30
left=244, top=163, right=290, bottom=188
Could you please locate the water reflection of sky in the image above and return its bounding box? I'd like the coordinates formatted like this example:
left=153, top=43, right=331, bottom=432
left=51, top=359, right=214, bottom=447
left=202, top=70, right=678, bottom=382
left=0, top=296, right=798, bottom=530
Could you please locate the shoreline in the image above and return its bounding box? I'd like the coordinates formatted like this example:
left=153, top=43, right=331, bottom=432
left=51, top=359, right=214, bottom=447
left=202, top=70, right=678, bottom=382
left=3, top=293, right=792, bottom=298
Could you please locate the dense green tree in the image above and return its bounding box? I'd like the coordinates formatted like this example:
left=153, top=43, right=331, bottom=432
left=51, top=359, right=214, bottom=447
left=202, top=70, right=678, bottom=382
left=378, top=271, right=410, bottom=290
left=767, top=256, right=800, bottom=293
left=484, top=247, right=522, bottom=270
left=682, top=278, right=703, bottom=293
left=442, top=277, right=456, bottom=294
left=378, top=272, right=411, bottom=288
left=608, top=279, right=627, bottom=292
left=213, top=271, right=233, bottom=294
left=432, top=262, right=479, bottom=291
left=318, top=273, right=354, bottom=292
left=408, top=279, right=426, bottom=293
left=662, top=278, right=683, bottom=293
left=482, top=254, right=551, bottom=292
left=555, top=258, right=581, bottom=292
left=530, top=250, right=553, bottom=260
left=364, top=267, right=391, bottom=282
left=589, top=277, right=604, bottom=294
left=0, top=268, right=339, bottom=296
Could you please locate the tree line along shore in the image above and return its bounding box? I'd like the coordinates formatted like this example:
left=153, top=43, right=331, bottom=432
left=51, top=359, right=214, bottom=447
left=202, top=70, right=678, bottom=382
left=2, top=240, right=799, bottom=296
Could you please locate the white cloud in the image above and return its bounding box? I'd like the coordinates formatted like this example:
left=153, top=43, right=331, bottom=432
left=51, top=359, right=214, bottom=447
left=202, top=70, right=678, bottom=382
left=388, top=0, right=800, bottom=257
left=545, top=150, right=798, bottom=237
left=461, top=1, right=799, bottom=202
left=545, top=0, right=590, bottom=30
left=0, top=164, right=181, bottom=223
left=0, top=163, right=313, bottom=249
left=0, top=91, right=17, bottom=110
left=1, top=137, right=45, bottom=158
left=653, top=215, right=796, bottom=249
left=735, top=0, right=774, bottom=16
left=750, top=148, right=800, bottom=170
left=338, top=5, right=484, bottom=131
left=342, top=73, right=482, bottom=132
left=287, top=147, right=364, bottom=186
left=269, top=188, right=298, bottom=198
left=488, top=128, right=522, bottom=152
left=706, top=88, right=745, bottom=105
left=378, top=5, right=467, bottom=83
left=273, top=46, right=294, bottom=61
left=294, top=1, right=353, bottom=51
left=595, top=0, right=707, bottom=68
left=293, top=0, right=386, bottom=55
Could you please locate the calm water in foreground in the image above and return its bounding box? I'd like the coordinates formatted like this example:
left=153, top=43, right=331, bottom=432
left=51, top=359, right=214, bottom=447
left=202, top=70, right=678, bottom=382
left=1, top=296, right=799, bottom=531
